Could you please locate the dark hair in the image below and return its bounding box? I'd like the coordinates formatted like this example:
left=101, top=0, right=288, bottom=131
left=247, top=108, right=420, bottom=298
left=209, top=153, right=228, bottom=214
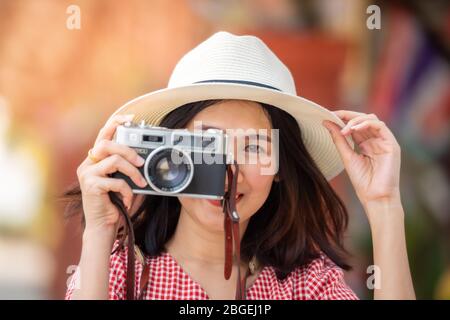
left=64, top=99, right=351, bottom=279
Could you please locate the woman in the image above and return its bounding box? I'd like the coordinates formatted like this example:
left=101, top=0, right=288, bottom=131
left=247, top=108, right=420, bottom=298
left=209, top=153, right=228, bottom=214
left=64, top=32, right=415, bottom=300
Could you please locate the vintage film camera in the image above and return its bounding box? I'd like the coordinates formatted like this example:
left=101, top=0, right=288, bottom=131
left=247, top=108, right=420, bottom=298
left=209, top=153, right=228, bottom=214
left=112, top=121, right=229, bottom=200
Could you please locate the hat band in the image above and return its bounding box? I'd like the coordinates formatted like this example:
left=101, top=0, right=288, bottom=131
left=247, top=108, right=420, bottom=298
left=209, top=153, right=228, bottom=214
left=194, top=79, right=281, bottom=92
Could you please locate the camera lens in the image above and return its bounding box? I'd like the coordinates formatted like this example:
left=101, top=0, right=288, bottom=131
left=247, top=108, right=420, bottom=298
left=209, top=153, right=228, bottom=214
left=144, top=147, right=193, bottom=194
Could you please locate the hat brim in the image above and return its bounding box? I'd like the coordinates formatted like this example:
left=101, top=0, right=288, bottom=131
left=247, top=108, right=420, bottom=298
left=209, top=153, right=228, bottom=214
left=112, top=83, right=354, bottom=181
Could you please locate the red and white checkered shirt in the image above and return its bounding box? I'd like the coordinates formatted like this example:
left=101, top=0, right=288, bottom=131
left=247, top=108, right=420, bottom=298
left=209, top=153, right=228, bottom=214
left=66, top=241, right=358, bottom=300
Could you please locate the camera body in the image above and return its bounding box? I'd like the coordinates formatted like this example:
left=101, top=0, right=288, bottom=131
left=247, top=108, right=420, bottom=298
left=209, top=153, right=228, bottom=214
left=112, top=121, right=229, bottom=199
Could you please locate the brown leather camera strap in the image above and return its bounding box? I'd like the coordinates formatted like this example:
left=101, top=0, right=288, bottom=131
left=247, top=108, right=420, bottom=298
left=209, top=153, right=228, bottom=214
left=108, top=192, right=136, bottom=300
left=222, top=162, right=247, bottom=300
left=109, top=161, right=247, bottom=300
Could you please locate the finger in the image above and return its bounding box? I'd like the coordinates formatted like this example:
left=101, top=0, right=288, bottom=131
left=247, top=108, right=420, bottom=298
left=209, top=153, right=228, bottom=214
left=358, top=138, right=390, bottom=155
left=91, top=139, right=145, bottom=167
left=322, top=120, right=355, bottom=165
left=90, top=154, right=148, bottom=188
left=340, top=123, right=371, bottom=146
left=345, top=119, right=394, bottom=142
left=333, top=110, right=377, bottom=123
left=94, top=114, right=135, bottom=145
left=84, top=176, right=133, bottom=209
left=340, top=114, right=378, bottom=135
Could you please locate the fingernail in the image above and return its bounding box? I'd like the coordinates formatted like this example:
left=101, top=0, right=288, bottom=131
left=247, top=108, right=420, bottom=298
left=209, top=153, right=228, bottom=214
left=140, top=177, right=148, bottom=187
left=322, top=121, right=331, bottom=132
left=135, top=156, right=145, bottom=166
left=123, top=114, right=135, bottom=121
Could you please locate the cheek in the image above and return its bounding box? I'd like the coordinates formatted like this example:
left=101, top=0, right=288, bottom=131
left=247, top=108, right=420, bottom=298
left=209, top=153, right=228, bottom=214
left=246, top=166, right=275, bottom=194
left=241, top=170, right=275, bottom=215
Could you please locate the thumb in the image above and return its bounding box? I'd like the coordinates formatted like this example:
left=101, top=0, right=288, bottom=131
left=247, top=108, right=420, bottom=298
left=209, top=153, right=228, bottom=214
left=322, top=120, right=354, bottom=165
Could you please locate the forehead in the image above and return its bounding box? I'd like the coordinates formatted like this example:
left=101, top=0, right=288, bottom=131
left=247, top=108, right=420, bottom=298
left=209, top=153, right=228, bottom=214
left=186, top=100, right=272, bottom=131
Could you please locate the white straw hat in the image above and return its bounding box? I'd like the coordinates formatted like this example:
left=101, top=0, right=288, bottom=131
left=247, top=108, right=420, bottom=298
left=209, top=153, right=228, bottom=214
left=112, top=31, right=354, bottom=181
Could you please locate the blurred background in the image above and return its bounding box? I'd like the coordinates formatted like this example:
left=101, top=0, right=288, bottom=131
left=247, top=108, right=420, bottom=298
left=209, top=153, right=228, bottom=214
left=0, top=0, right=448, bottom=299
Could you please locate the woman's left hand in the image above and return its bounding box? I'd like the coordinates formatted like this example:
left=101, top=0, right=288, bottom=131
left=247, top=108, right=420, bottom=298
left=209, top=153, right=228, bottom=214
left=324, top=111, right=415, bottom=300
left=322, top=111, right=401, bottom=206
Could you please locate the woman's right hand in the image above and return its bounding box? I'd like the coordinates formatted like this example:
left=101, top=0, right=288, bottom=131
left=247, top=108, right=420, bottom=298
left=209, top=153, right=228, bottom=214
left=77, top=114, right=148, bottom=231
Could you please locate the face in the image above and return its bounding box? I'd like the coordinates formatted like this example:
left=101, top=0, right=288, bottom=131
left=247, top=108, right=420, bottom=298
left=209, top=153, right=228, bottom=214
left=177, top=100, right=277, bottom=232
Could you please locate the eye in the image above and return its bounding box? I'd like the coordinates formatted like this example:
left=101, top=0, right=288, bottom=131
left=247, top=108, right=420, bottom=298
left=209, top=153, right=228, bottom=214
left=245, top=144, right=265, bottom=153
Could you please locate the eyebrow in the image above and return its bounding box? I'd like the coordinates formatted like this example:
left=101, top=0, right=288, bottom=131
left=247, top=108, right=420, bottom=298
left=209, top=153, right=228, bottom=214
left=248, top=134, right=272, bottom=143
left=198, top=124, right=272, bottom=142
left=199, top=124, right=223, bottom=131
